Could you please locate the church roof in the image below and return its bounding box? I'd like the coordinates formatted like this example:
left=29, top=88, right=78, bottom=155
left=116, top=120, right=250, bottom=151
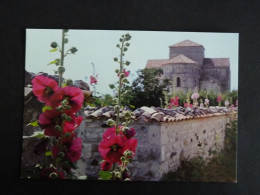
left=145, top=59, right=169, bottom=69
left=162, top=54, right=198, bottom=65
left=169, top=40, right=204, bottom=48
left=203, top=58, right=230, bottom=67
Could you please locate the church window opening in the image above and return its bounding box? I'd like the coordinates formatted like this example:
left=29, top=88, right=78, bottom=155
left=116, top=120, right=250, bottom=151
left=177, top=77, right=181, bottom=87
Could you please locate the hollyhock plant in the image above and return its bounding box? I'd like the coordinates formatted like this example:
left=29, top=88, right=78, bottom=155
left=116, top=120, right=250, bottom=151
left=32, top=75, right=63, bottom=107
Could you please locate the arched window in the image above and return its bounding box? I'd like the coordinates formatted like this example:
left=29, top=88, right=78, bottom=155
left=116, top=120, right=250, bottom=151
left=177, top=77, right=181, bottom=87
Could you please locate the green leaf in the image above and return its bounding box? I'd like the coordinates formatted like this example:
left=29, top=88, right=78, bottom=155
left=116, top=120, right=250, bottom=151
left=42, top=106, right=52, bottom=112
left=49, top=48, right=58, bottom=52
left=27, top=120, right=39, bottom=127
left=130, top=105, right=135, bottom=109
left=48, top=60, right=57, bottom=65
left=98, top=171, right=112, bottom=180
left=45, top=151, right=52, bottom=156
left=32, top=132, right=45, bottom=138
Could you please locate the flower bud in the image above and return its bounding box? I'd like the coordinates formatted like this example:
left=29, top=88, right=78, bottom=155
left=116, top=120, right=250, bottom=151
left=124, top=111, right=132, bottom=119
left=109, top=84, right=115, bottom=89
left=61, top=113, right=68, bottom=120
left=58, top=66, right=65, bottom=74
left=120, top=73, right=125, bottom=78
left=66, top=116, right=72, bottom=121
left=125, top=43, right=130, bottom=47
left=114, top=105, right=120, bottom=112
left=122, top=122, right=127, bottom=126
left=64, top=38, right=68, bottom=44
left=119, top=38, right=123, bottom=42
left=107, top=119, right=116, bottom=126
left=64, top=132, right=71, bottom=138
left=58, top=152, right=65, bottom=158
left=49, top=172, right=58, bottom=179
left=55, top=125, right=62, bottom=131
left=114, top=57, right=118, bottom=62
left=70, top=47, right=78, bottom=54
left=123, top=47, right=127, bottom=51
left=50, top=42, right=58, bottom=48
left=115, top=69, right=120, bottom=73
left=116, top=44, right=120, bottom=47
left=125, top=61, right=130, bottom=66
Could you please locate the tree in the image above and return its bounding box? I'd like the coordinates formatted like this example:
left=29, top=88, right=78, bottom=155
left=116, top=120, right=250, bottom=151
left=122, top=68, right=170, bottom=108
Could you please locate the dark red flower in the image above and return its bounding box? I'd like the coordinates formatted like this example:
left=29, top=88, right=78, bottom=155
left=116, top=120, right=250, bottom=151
left=32, top=75, right=62, bottom=107
left=40, top=167, right=64, bottom=179
left=66, top=137, right=82, bottom=162
left=100, top=160, right=112, bottom=171
left=124, top=128, right=136, bottom=139
left=62, top=87, right=84, bottom=113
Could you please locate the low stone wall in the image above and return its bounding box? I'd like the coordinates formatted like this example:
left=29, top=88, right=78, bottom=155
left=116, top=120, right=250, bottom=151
left=75, top=114, right=230, bottom=181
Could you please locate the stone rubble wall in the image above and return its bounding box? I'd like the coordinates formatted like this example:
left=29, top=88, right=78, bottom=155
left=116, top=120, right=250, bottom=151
left=75, top=115, right=230, bottom=181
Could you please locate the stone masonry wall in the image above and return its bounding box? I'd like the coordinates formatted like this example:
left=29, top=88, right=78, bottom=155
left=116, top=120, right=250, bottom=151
left=75, top=115, right=230, bottom=181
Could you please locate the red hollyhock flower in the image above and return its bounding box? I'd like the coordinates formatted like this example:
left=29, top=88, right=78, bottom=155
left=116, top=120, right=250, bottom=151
left=90, top=75, right=98, bottom=84
left=102, top=126, right=124, bottom=140
left=39, top=109, right=63, bottom=137
left=100, top=160, right=112, bottom=171
left=32, top=75, right=62, bottom=107
left=40, top=167, right=65, bottom=179
left=217, top=96, right=222, bottom=102
left=66, top=137, right=82, bottom=162
left=39, top=110, right=82, bottom=137
left=62, top=87, right=84, bottom=113
left=99, top=134, right=129, bottom=163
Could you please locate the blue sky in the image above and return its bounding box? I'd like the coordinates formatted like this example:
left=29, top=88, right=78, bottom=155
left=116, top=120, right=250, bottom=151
left=25, top=29, right=238, bottom=95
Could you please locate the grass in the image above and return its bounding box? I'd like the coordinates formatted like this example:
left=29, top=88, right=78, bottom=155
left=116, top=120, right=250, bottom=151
left=161, top=148, right=236, bottom=182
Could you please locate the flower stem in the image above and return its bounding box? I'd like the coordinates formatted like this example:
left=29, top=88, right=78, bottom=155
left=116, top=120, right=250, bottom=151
left=116, top=41, right=124, bottom=130
left=59, top=29, right=65, bottom=87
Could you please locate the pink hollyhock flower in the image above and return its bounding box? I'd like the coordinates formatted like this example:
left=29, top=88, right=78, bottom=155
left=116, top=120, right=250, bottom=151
left=62, top=87, right=84, bottom=113
left=217, top=96, right=222, bottom=102
left=205, top=98, right=209, bottom=104
left=168, top=105, right=172, bottom=109
left=66, top=137, right=82, bottom=162
left=32, top=75, right=62, bottom=107
left=40, top=167, right=65, bottom=179
left=101, top=161, right=112, bottom=171
left=123, top=69, right=130, bottom=77
left=191, top=93, right=199, bottom=100
left=90, top=75, right=98, bottom=84
left=184, top=103, right=193, bottom=108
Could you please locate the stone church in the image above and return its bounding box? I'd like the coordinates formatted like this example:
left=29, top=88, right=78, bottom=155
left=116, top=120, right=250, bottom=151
left=145, top=40, right=230, bottom=93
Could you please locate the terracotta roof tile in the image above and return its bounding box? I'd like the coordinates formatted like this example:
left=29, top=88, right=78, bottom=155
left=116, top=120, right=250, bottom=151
left=169, top=40, right=203, bottom=48
left=203, top=58, right=230, bottom=67
left=84, top=106, right=237, bottom=123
